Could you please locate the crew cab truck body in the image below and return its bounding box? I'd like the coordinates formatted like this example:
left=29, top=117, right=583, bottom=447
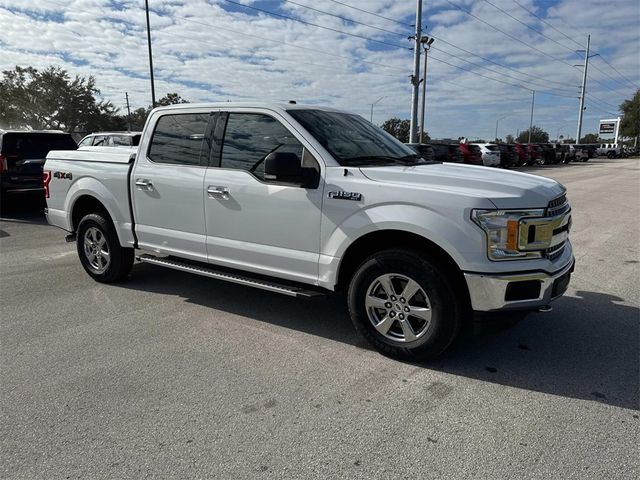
left=45, top=103, right=574, bottom=361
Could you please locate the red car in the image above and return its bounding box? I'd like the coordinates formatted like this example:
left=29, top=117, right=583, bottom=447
left=459, top=143, right=483, bottom=165
left=514, top=143, right=529, bottom=166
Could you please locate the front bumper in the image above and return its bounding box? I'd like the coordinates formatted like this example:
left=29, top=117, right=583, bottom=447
left=463, top=257, right=575, bottom=312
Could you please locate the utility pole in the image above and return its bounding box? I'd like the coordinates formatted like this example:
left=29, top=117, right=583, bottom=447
left=409, top=0, right=422, bottom=143
left=144, top=0, right=156, bottom=108
left=125, top=92, right=132, bottom=132
left=528, top=90, right=535, bottom=144
left=575, top=34, right=591, bottom=144
left=419, top=36, right=434, bottom=144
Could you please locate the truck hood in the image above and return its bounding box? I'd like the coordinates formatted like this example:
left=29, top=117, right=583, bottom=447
left=359, top=163, right=565, bottom=209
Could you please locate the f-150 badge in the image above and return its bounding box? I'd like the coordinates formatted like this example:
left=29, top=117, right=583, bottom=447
left=328, top=191, right=362, bottom=201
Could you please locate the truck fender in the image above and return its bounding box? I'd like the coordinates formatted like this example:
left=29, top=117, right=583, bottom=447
left=65, top=177, right=135, bottom=247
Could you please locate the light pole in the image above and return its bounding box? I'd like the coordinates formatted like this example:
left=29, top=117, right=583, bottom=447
left=495, top=114, right=510, bottom=141
left=144, top=0, right=156, bottom=107
left=528, top=90, right=535, bottom=144
left=419, top=36, right=434, bottom=144
left=409, top=0, right=423, bottom=143
left=370, top=96, right=386, bottom=123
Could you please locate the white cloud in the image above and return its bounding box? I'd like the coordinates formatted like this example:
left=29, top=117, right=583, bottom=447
left=0, top=0, right=638, bottom=139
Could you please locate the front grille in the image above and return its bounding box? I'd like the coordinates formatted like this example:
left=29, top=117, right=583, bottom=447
left=547, top=193, right=570, bottom=217
left=545, top=241, right=566, bottom=261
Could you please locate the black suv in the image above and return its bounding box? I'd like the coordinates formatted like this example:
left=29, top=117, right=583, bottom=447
left=0, top=130, right=77, bottom=203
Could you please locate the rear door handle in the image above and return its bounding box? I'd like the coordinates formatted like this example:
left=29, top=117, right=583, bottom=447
left=207, top=186, right=230, bottom=199
left=135, top=179, right=153, bottom=190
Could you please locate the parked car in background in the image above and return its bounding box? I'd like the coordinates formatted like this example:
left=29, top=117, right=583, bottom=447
left=459, top=142, right=483, bottom=165
left=1, top=129, right=77, bottom=205
left=431, top=141, right=463, bottom=163
left=471, top=143, right=500, bottom=167
left=514, top=143, right=529, bottom=166
left=553, top=144, right=569, bottom=164
left=597, top=143, right=621, bottom=158
left=497, top=143, right=517, bottom=168
left=566, top=145, right=577, bottom=162
left=573, top=144, right=591, bottom=162
left=538, top=144, right=556, bottom=165
left=78, top=131, right=142, bottom=148
left=405, top=143, right=435, bottom=162
left=526, top=144, right=542, bottom=165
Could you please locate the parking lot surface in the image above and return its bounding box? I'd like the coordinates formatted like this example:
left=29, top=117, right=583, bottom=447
left=1, top=158, right=639, bottom=479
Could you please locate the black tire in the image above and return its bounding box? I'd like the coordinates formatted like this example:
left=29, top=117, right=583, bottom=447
left=76, top=212, right=134, bottom=283
left=347, top=249, right=468, bottom=361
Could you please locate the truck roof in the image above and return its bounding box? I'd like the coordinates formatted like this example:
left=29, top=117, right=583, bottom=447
left=150, top=102, right=348, bottom=114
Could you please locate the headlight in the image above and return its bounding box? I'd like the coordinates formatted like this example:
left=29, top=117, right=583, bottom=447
left=472, top=209, right=545, bottom=260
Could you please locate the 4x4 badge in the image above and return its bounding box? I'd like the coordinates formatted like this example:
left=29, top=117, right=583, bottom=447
left=328, top=191, right=362, bottom=201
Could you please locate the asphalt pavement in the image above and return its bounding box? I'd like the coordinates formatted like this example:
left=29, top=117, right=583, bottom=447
left=1, top=157, right=639, bottom=479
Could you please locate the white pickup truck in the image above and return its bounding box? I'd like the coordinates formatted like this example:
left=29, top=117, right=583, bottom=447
left=44, top=103, right=574, bottom=360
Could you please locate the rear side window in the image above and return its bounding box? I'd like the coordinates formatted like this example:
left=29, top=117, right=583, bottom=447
left=221, top=113, right=304, bottom=180
left=148, top=113, right=209, bottom=166
left=112, top=135, right=131, bottom=146
left=78, top=136, right=93, bottom=147
left=131, top=134, right=141, bottom=146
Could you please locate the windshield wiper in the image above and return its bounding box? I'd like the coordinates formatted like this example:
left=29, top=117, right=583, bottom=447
left=343, top=155, right=427, bottom=166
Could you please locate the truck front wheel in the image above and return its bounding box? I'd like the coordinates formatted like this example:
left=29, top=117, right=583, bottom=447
left=76, top=212, right=134, bottom=283
left=347, top=249, right=466, bottom=361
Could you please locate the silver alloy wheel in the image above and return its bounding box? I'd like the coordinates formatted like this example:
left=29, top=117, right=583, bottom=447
left=365, top=273, right=432, bottom=343
left=83, top=226, right=110, bottom=274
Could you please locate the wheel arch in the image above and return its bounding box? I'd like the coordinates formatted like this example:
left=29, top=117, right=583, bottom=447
left=335, top=230, right=468, bottom=303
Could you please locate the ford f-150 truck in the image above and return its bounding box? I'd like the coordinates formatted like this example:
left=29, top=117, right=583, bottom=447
left=44, top=103, right=574, bottom=360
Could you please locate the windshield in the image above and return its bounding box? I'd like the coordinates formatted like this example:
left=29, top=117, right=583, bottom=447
left=288, top=109, right=424, bottom=166
left=484, top=145, right=500, bottom=151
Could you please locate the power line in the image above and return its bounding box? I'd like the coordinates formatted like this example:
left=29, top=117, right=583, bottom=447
left=509, top=0, right=584, bottom=48
left=279, top=0, right=407, bottom=37
left=511, top=0, right=638, bottom=90
left=222, top=0, right=410, bottom=50
left=443, top=0, right=579, bottom=71
left=430, top=45, right=579, bottom=95
left=426, top=34, right=578, bottom=89
left=594, top=55, right=639, bottom=89
left=481, top=0, right=579, bottom=55
left=323, top=0, right=414, bottom=28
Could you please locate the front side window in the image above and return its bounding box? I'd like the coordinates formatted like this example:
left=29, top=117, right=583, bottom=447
left=221, top=113, right=304, bottom=180
left=148, top=113, right=209, bottom=165
left=287, top=109, right=422, bottom=167
left=92, top=135, right=109, bottom=147
left=78, top=137, right=93, bottom=147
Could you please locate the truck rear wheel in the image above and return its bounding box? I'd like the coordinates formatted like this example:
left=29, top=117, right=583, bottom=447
left=347, top=249, right=465, bottom=361
left=76, top=212, right=134, bottom=283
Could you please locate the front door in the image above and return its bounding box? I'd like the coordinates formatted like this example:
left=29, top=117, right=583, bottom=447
left=203, top=111, right=324, bottom=284
left=132, top=111, right=211, bottom=262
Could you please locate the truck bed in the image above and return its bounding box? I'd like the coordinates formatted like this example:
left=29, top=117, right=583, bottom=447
left=44, top=148, right=137, bottom=247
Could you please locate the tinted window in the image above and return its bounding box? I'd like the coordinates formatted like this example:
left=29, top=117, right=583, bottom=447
left=1, top=133, right=77, bottom=157
left=131, top=134, right=141, bottom=146
left=221, top=113, right=304, bottom=180
left=288, top=109, right=418, bottom=166
left=149, top=113, right=209, bottom=165
left=112, top=135, right=131, bottom=146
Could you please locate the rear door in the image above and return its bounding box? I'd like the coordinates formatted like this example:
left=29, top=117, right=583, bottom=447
left=203, top=110, right=324, bottom=284
left=131, top=111, right=213, bottom=262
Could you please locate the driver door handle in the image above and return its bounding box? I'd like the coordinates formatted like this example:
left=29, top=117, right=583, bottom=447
left=208, top=186, right=230, bottom=199
left=135, top=179, right=153, bottom=191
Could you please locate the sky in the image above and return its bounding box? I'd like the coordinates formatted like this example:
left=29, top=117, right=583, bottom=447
left=0, top=0, right=638, bottom=140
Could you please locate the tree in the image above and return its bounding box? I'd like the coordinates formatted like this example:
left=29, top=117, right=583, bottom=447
left=380, top=117, right=428, bottom=143
left=381, top=117, right=410, bottom=142
left=505, top=134, right=515, bottom=144
left=579, top=133, right=599, bottom=144
left=156, top=92, right=189, bottom=106
left=619, top=89, right=639, bottom=142
left=0, top=65, right=118, bottom=132
left=516, top=125, right=549, bottom=143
